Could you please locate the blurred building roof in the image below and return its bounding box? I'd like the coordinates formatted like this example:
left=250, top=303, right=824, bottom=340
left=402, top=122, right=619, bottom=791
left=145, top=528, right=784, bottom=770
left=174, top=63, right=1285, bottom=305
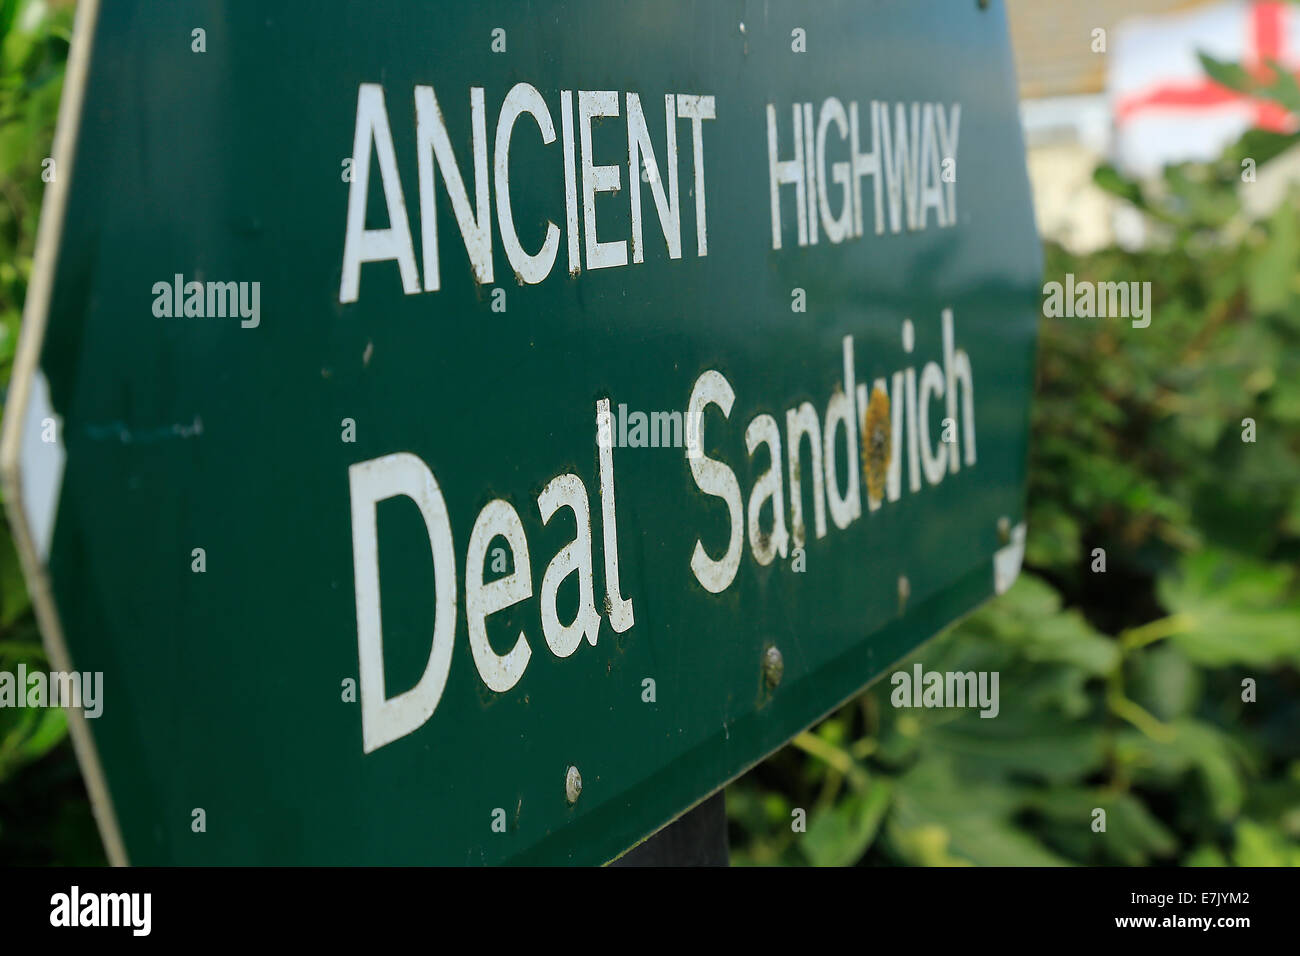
left=1007, top=0, right=1219, bottom=99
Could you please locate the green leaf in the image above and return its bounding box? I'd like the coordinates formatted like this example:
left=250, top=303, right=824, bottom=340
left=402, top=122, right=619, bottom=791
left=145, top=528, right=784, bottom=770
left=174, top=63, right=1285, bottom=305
left=1247, top=199, right=1298, bottom=314
left=1116, top=720, right=1248, bottom=821
left=1031, top=788, right=1178, bottom=865
left=0, top=522, right=30, bottom=627
left=1092, top=163, right=1146, bottom=209
left=801, top=780, right=891, bottom=866
left=1197, top=52, right=1255, bottom=96
left=1129, top=643, right=1200, bottom=722
left=1158, top=549, right=1300, bottom=667
left=1231, top=819, right=1300, bottom=866
left=927, top=701, right=1108, bottom=784
left=887, top=757, right=1072, bottom=866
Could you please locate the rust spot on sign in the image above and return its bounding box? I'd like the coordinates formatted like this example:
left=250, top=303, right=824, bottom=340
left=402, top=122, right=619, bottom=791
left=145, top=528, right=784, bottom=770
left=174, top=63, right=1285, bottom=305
left=862, top=385, right=892, bottom=505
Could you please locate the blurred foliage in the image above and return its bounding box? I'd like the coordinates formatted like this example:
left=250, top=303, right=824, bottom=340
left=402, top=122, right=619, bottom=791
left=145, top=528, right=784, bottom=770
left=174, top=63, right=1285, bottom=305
left=729, top=57, right=1300, bottom=865
left=0, top=0, right=102, bottom=865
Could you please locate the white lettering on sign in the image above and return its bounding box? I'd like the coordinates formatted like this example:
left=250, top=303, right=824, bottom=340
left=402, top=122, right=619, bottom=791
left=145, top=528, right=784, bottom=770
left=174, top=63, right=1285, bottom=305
left=348, top=452, right=457, bottom=754
left=687, top=309, right=975, bottom=592
left=339, top=83, right=715, bottom=303
left=338, top=84, right=961, bottom=300
left=346, top=310, right=978, bottom=753
left=348, top=400, right=636, bottom=751
left=767, top=98, right=960, bottom=249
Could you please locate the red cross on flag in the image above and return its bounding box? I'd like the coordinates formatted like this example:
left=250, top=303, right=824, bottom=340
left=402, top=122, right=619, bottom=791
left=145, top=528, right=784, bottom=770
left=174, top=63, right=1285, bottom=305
left=1110, top=0, right=1300, bottom=176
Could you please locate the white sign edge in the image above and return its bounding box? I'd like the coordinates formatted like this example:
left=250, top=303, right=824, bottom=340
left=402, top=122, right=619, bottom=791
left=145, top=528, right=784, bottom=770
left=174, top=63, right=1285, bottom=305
left=0, top=0, right=129, bottom=868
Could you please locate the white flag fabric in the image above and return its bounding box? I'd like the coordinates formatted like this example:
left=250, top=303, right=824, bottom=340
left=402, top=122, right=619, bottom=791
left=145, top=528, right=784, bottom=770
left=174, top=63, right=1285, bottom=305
left=1110, top=0, right=1300, bottom=176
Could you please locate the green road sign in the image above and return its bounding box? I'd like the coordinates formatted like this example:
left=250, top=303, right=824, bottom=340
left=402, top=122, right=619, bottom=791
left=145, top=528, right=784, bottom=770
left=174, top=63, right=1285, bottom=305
left=1, top=0, right=1041, bottom=864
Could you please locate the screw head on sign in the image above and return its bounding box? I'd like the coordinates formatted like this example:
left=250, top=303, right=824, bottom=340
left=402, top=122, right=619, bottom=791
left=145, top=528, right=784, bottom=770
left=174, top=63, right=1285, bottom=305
left=763, top=645, right=785, bottom=688
left=565, top=765, right=583, bottom=804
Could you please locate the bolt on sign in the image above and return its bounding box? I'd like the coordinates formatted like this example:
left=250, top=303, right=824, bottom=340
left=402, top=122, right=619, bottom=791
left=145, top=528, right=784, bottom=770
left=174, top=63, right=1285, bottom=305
left=1, top=0, right=1040, bottom=864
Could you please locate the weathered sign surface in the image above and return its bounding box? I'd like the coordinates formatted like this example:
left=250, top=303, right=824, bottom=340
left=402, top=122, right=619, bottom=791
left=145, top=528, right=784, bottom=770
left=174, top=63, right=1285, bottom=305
left=1, top=0, right=1040, bottom=864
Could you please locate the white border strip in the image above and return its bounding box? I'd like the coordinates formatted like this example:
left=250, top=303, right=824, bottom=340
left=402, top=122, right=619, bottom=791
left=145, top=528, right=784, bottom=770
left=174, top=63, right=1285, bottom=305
left=0, top=0, right=127, bottom=867
left=994, top=521, right=1027, bottom=596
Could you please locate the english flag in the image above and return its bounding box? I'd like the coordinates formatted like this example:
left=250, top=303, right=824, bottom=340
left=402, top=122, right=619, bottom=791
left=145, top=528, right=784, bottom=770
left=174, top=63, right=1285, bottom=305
left=1110, top=0, right=1300, bottom=176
